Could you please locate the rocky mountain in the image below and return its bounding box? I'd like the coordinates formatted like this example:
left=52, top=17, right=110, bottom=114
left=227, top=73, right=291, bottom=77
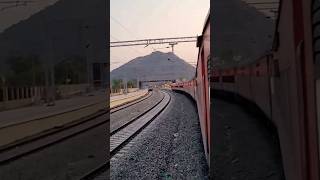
left=110, top=51, right=196, bottom=82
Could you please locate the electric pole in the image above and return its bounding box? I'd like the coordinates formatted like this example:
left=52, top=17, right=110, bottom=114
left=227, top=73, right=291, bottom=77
left=42, top=14, right=55, bottom=106
left=80, top=23, right=93, bottom=92
left=169, top=42, right=178, bottom=53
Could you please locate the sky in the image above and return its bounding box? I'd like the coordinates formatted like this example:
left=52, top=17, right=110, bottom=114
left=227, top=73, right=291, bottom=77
left=110, top=0, right=210, bottom=71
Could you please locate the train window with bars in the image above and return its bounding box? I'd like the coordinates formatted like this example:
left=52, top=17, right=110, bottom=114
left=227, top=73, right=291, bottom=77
left=207, top=53, right=211, bottom=113
left=207, top=54, right=212, bottom=82
left=314, top=0, right=320, bottom=79
left=313, top=0, right=320, bottom=163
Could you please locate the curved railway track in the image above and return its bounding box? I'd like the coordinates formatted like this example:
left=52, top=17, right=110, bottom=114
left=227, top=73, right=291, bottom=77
left=79, top=90, right=171, bottom=180
left=110, top=91, right=163, bottom=135
left=110, top=91, right=152, bottom=114
left=0, top=91, right=151, bottom=165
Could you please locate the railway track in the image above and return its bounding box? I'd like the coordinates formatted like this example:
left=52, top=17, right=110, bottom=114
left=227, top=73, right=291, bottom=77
left=110, top=91, right=152, bottom=114
left=110, top=91, right=163, bottom=135
left=0, top=91, right=151, bottom=165
left=79, top=90, right=171, bottom=180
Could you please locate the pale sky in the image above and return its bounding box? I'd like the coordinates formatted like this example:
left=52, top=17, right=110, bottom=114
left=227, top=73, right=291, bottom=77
left=110, top=0, right=210, bottom=71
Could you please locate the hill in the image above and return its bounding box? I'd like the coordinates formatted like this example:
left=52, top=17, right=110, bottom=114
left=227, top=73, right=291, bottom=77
left=110, top=51, right=196, bottom=82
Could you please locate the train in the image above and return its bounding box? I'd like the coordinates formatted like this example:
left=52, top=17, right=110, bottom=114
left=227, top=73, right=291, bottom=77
left=171, top=9, right=211, bottom=168
left=172, top=1, right=320, bottom=179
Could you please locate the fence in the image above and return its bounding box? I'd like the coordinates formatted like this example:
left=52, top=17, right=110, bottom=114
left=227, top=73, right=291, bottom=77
left=0, top=86, right=45, bottom=111
left=0, top=84, right=89, bottom=111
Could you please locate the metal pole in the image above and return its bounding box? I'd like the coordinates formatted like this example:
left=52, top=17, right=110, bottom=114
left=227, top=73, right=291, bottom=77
left=42, top=14, right=55, bottom=106
left=44, top=58, right=49, bottom=103
left=137, top=78, right=139, bottom=89
left=84, top=25, right=92, bottom=91
left=124, top=78, right=127, bottom=94
left=80, top=23, right=92, bottom=92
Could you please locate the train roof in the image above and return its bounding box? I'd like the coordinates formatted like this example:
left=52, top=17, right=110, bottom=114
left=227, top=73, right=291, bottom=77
left=202, top=9, right=210, bottom=34
left=194, top=9, right=210, bottom=78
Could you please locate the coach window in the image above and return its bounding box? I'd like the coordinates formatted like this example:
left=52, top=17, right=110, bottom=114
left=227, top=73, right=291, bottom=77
left=207, top=54, right=211, bottom=101
left=312, top=0, right=320, bottom=161
left=201, top=48, right=209, bottom=154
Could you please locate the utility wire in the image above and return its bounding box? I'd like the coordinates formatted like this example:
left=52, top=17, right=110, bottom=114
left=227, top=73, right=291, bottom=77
left=110, top=15, right=146, bottom=55
left=110, top=15, right=139, bottom=40
left=110, top=34, right=144, bottom=55
left=110, top=35, right=120, bottom=41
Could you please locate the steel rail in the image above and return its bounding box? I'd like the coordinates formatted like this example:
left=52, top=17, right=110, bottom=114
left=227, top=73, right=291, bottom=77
left=0, top=91, right=153, bottom=164
left=80, top=91, right=171, bottom=180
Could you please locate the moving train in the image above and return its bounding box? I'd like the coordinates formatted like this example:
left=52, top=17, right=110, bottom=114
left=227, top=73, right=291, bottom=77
left=171, top=9, right=211, bottom=168
left=172, top=0, right=320, bottom=179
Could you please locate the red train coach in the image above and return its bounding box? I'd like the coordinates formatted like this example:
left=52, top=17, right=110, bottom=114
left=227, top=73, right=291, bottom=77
left=212, top=0, right=320, bottom=180
left=171, top=80, right=196, bottom=98
left=171, top=10, right=211, bottom=166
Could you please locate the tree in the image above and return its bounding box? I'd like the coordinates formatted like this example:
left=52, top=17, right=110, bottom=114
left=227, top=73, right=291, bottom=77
left=111, top=79, right=122, bottom=93
left=127, top=79, right=137, bottom=88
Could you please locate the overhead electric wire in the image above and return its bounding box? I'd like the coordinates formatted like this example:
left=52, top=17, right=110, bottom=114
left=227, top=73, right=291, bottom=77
left=110, top=34, right=146, bottom=69
left=110, top=15, right=139, bottom=40
left=110, top=15, right=145, bottom=55
left=110, top=35, right=119, bottom=41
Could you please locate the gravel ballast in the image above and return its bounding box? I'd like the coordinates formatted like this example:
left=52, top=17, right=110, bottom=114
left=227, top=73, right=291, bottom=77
left=110, top=90, right=209, bottom=180
left=110, top=91, right=163, bottom=132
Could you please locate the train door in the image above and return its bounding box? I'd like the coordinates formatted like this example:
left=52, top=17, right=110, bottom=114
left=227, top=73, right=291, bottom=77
left=207, top=53, right=213, bottom=171
left=201, top=48, right=209, bottom=158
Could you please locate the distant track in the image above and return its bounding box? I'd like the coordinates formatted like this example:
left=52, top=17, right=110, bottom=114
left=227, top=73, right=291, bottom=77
left=0, top=91, right=152, bottom=165
left=0, top=109, right=109, bottom=165
left=79, top=90, right=171, bottom=180
left=110, top=91, right=152, bottom=114
left=111, top=91, right=163, bottom=135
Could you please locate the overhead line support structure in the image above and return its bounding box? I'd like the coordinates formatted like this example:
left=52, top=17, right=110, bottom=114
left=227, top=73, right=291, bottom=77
left=110, top=36, right=198, bottom=48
